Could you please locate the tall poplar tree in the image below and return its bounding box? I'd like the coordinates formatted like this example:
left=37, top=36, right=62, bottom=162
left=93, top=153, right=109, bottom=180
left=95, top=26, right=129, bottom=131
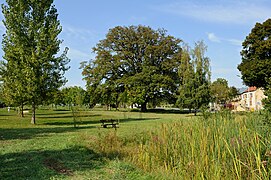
left=192, top=41, right=211, bottom=114
left=1, top=0, right=70, bottom=124
left=177, top=44, right=195, bottom=111
left=177, top=41, right=211, bottom=115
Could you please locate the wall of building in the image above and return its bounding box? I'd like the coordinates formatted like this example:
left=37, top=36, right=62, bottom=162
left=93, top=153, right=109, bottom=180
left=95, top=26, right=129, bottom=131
left=240, top=88, right=266, bottom=111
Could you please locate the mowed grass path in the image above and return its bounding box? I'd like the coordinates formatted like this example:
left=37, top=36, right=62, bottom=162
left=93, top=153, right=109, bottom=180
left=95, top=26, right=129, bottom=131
left=0, top=107, right=191, bottom=179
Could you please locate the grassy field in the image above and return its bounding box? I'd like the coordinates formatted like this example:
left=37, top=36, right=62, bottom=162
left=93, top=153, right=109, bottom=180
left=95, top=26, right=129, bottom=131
left=1, top=107, right=271, bottom=179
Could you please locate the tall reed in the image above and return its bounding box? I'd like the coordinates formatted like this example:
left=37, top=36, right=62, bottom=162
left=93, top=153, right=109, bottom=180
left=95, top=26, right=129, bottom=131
left=129, top=111, right=271, bottom=179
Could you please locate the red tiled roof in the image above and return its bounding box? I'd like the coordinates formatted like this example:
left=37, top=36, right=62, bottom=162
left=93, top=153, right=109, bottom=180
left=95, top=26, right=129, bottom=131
left=244, top=86, right=257, bottom=93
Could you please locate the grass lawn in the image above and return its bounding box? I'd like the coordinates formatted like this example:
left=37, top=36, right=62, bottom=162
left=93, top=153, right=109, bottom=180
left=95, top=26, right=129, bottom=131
left=0, top=107, right=191, bottom=180
left=1, top=107, right=271, bottom=179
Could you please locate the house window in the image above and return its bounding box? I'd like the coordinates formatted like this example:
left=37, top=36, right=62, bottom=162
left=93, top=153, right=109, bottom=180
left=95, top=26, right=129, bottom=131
left=250, top=93, right=253, bottom=98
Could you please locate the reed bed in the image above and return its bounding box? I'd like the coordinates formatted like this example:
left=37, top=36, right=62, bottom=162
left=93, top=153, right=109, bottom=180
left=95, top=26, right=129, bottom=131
left=93, top=111, right=271, bottom=179
left=129, top=111, right=271, bottom=179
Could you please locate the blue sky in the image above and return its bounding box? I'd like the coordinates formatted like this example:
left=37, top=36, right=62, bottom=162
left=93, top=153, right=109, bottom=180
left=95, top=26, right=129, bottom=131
left=0, top=0, right=271, bottom=88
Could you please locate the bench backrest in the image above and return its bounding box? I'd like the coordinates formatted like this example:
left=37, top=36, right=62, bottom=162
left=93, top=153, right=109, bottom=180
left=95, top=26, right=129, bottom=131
left=100, top=119, right=117, bottom=123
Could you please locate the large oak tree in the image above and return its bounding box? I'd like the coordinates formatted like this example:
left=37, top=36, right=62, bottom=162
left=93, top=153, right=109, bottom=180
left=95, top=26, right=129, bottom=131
left=82, top=25, right=182, bottom=111
left=238, top=18, right=271, bottom=89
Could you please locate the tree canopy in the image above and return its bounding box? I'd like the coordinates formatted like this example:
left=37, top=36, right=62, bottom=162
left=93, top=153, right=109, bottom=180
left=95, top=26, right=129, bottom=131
left=211, top=78, right=230, bottom=104
left=82, top=25, right=182, bottom=111
left=61, top=86, right=86, bottom=107
left=0, top=0, right=70, bottom=123
left=238, top=18, right=271, bottom=89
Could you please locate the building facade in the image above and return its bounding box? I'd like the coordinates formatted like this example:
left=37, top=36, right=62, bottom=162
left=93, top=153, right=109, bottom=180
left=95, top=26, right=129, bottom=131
left=239, top=87, right=266, bottom=111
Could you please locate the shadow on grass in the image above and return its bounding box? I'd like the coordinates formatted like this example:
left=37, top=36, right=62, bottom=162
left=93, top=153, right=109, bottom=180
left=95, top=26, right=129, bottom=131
left=44, top=120, right=101, bottom=126
left=0, top=146, right=106, bottom=180
left=53, top=109, right=71, bottom=111
left=0, top=126, right=94, bottom=141
left=44, top=117, right=159, bottom=125
left=43, top=117, right=160, bottom=127
left=119, top=118, right=160, bottom=123
left=37, top=112, right=72, bottom=116
left=128, top=108, right=192, bottom=114
left=0, top=113, right=15, bottom=116
left=38, top=114, right=101, bottom=119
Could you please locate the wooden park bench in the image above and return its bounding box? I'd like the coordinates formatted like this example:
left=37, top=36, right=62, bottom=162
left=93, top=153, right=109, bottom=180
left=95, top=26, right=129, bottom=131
left=100, top=119, right=119, bottom=129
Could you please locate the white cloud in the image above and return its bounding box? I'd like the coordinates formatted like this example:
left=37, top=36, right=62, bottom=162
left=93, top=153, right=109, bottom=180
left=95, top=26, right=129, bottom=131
left=207, top=33, right=220, bottom=42
left=226, top=39, right=243, bottom=46
left=207, top=32, right=242, bottom=46
left=67, top=48, right=92, bottom=62
left=62, top=24, right=98, bottom=42
left=154, top=1, right=271, bottom=24
left=59, top=43, right=93, bottom=62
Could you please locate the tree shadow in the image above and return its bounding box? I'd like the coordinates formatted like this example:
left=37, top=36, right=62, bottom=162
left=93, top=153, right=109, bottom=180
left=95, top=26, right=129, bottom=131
left=53, top=109, right=71, bottom=111
left=119, top=118, right=160, bottom=123
left=144, top=108, right=192, bottom=114
left=37, top=112, right=72, bottom=116
left=0, top=126, right=94, bottom=141
left=0, top=146, right=106, bottom=180
left=0, top=113, right=15, bottom=116
left=43, top=117, right=161, bottom=128
left=38, top=114, right=101, bottom=119
left=44, top=120, right=101, bottom=126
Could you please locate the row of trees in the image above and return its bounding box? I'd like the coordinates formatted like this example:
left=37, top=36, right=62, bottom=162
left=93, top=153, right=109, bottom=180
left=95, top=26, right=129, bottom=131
left=53, top=86, right=87, bottom=108
left=2, top=0, right=216, bottom=124
left=82, top=17, right=271, bottom=112
left=2, top=0, right=269, bottom=124
left=81, top=25, right=238, bottom=113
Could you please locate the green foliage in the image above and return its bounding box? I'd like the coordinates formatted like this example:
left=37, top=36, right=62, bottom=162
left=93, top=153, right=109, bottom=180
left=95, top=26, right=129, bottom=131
left=210, top=78, right=239, bottom=111
left=229, top=86, right=239, bottom=99
left=59, top=86, right=88, bottom=127
left=82, top=25, right=182, bottom=111
left=0, top=0, right=70, bottom=123
left=211, top=78, right=230, bottom=104
left=177, top=44, right=194, bottom=110
left=61, top=86, right=86, bottom=107
left=177, top=41, right=211, bottom=113
left=262, top=79, right=271, bottom=111
left=238, top=18, right=271, bottom=89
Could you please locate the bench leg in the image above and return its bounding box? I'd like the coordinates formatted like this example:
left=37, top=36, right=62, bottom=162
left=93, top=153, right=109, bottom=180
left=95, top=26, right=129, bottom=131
left=112, top=124, right=116, bottom=130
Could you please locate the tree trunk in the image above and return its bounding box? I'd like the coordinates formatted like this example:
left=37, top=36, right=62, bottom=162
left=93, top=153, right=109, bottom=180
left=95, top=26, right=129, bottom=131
left=141, top=102, right=147, bottom=112
left=31, top=102, right=36, bottom=124
left=21, top=103, right=24, bottom=117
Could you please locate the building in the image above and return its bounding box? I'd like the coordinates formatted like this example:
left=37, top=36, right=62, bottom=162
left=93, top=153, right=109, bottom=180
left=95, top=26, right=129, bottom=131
left=238, top=87, right=266, bottom=111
